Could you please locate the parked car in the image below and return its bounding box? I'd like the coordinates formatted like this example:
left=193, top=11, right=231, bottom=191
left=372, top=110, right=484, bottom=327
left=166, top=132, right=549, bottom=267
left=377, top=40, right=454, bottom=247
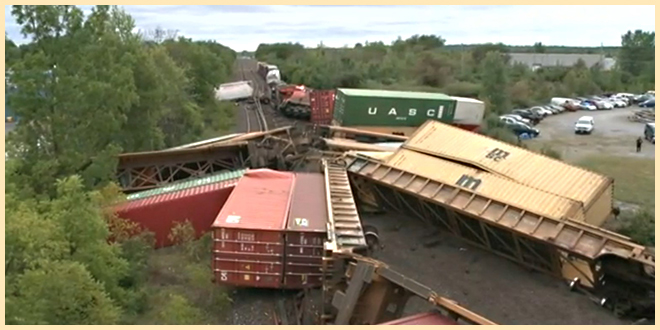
left=529, top=106, right=552, bottom=117
left=639, top=98, right=655, bottom=108
left=550, top=97, right=577, bottom=109
left=505, top=121, right=540, bottom=137
left=560, top=101, right=580, bottom=112
left=644, top=123, right=655, bottom=144
left=634, top=93, right=653, bottom=104
left=512, top=109, right=542, bottom=124
left=578, top=100, right=598, bottom=111
left=574, top=116, right=594, bottom=135
left=525, top=106, right=550, bottom=117
left=547, top=104, right=566, bottom=113
left=501, top=114, right=531, bottom=124
left=608, top=97, right=627, bottom=108
left=587, top=97, right=613, bottom=110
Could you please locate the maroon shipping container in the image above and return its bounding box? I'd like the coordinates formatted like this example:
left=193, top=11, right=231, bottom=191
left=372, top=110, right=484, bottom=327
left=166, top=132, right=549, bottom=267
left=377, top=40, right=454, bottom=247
left=211, top=169, right=296, bottom=289
left=114, top=174, right=241, bottom=248
left=379, top=311, right=459, bottom=325
left=283, top=173, right=328, bottom=289
left=310, top=89, right=336, bottom=125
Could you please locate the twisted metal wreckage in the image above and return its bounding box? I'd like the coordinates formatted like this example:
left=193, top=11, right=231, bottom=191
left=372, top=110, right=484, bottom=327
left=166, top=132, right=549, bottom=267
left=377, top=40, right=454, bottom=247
left=115, top=123, right=654, bottom=324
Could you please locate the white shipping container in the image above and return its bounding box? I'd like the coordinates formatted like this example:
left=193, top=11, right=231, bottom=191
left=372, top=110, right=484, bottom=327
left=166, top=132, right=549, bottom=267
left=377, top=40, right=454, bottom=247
left=450, top=96, right=485, bottom=127
left=215, top=81, right=254, bottom=101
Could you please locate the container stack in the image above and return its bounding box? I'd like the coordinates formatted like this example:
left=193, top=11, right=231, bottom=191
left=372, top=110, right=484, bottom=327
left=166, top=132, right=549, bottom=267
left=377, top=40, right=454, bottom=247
left=211, top=169, right=329, bottom=290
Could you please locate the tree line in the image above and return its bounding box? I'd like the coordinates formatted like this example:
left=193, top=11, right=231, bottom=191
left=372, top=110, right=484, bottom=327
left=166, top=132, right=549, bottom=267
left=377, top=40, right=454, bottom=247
left=254, top=32, right=654, bottom=117
left=5, top=5, right=237, bottom=324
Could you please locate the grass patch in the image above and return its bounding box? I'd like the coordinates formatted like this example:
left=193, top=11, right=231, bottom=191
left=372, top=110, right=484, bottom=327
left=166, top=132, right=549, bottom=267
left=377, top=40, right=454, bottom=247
left=128, top=222, right=232, bottom=325
left=577, top=155, right=655, bottom=210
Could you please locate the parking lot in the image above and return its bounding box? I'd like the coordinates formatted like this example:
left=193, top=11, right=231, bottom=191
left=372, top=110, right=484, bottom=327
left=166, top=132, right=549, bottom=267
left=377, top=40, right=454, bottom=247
left=526, top=106, right=655, bottom=214
left=527, top=106, right=655, bottom=161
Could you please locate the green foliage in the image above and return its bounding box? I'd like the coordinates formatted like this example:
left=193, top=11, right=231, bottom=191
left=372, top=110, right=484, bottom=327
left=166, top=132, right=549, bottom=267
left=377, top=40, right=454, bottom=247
left=5, top=5, right=237, bottom=325
left=480, top=51, right=510, bottom=114
left=539, top=145, right=562, bottom=160
left=6, top=5, right=236, bottom=198
left=7, top=260, right=122, bottom=325
left=616, top=209, right=655, bottom=246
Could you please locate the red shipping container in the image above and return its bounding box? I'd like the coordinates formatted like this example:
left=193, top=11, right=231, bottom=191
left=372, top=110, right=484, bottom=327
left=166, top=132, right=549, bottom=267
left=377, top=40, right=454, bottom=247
left=310, top=89, right=336, bottom=125
left=283, top=172, right=328, bottom=289
left=379, top=311, right=459, bottom=325
left=114, top=170, right=245, bottom=248
left=212, top=169, right=296, bottom=289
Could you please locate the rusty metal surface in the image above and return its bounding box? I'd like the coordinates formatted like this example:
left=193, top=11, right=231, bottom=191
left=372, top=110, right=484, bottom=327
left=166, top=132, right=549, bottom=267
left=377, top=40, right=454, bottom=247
left=386, top=148, right=585, bottom=221
left=116, top=143, right=248, bottom=193
left=402, top=120, right=613, bottom=223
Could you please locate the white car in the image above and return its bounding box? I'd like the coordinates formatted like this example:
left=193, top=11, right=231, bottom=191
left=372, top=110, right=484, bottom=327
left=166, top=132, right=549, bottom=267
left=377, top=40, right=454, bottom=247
left=500, top=115, right=530, bottom=126
left=591, top=97, right=614, bottom=110
left=608, top=97, right=627, bottom=108
left=575, top=116, right=594, bottom=135
left=529, top=106, right=553, bottom=116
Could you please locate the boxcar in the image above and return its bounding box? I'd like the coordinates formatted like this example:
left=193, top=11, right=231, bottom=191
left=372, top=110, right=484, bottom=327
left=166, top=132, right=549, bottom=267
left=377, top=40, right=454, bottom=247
left=115, top=170, right=246, bottom=248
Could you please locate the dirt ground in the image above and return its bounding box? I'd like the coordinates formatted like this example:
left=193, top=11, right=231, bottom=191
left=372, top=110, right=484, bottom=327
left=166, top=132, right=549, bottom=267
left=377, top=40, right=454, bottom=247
left=362, top=212, right=626, bottom=325
left=526, top=106, right=655, bottom=162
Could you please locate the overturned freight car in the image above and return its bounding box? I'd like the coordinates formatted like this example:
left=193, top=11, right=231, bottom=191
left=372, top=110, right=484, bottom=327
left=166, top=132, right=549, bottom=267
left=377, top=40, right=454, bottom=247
left=215, top=81, right=255, bottom=101
left=114, top=169, right=247, bottom=248
left=401, top=120, right=615, bottom=226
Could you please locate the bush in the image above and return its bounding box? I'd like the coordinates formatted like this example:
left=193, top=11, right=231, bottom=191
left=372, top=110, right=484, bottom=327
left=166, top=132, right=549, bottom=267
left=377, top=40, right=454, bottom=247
left=539, top=145, right=562, bottom=160
left=616, top=209, right=655, bottom=246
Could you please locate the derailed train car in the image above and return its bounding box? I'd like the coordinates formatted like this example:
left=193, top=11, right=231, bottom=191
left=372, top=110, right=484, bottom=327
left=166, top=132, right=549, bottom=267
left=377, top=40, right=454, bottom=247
left=253, top=60, right=486, bottom=135
left=211, top=169, right=329, bottom=289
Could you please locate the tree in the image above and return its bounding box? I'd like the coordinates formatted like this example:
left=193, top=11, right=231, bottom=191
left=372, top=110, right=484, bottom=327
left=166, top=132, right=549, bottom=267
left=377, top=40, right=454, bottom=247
left=533, top=42, right=546, bottom=53
left=480, top=51, right=510, bottom=114
left=619, top=30, right=655, bottom=78
left=7, top=5, right=140, bottom=195
left=6, top=260, right=122, bottom=325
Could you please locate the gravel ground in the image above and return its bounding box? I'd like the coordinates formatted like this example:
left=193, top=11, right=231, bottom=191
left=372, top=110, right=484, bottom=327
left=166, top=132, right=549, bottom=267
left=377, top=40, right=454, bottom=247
left=526, top=107, right=655, bottom=162
left=362, top=212, right=627, bottom=325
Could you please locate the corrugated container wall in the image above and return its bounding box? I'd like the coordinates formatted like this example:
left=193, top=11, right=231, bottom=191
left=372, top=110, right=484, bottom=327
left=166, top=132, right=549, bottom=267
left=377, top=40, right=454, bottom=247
left=211, top=169, right=296, bottom=289
left=401, top=120, right=613, bottom=225
left=309, top=89, right=336, bottom=125
left=284, top=173, right=328, bottom=289
left=115, top=169, right=246, bottom=248
left=333, top=88, right=457, bottom=127
left=386, top=149, right=585, bottom=221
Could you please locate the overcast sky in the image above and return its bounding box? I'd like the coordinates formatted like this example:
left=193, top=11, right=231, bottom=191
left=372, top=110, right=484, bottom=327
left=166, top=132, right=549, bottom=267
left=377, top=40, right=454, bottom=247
left=5, top=5, right=656, bottom=51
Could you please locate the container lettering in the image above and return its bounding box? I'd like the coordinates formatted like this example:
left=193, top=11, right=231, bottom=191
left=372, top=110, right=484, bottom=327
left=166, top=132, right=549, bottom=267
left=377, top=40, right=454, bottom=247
left=367, top=105, right=445, bottom=119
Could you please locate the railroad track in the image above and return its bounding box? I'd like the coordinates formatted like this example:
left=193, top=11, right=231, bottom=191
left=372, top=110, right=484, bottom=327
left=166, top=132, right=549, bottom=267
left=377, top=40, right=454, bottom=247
left=237, top=58, right=305, bottom=130
left=237, top=59, right=268, bottom=133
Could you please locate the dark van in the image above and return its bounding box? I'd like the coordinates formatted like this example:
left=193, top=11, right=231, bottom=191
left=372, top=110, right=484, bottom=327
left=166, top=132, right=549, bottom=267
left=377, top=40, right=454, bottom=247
left=644, top=123, right=655, bottom=144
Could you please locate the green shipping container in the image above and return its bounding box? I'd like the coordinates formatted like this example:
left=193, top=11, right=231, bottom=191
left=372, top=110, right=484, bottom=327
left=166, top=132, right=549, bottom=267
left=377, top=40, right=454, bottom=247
left=332, top=88, right=457, bottom=127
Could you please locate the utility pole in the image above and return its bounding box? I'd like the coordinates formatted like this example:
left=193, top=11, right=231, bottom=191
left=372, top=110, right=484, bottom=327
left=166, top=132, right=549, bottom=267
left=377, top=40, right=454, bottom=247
left=461, top=44, right=465, bottom=77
